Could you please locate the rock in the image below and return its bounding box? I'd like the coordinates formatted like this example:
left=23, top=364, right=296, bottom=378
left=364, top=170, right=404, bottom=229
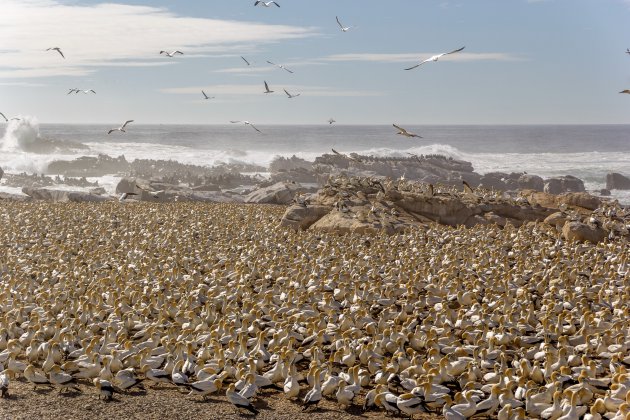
left=89, top=187, right=107, bottom=195
left=517, top=174, right=544, bottom=191
left=192, top=184, right=221, bottom=192
left=558, top=192, right=601, bottom=211
left=562, top=221, right=607, bottom=243
left=21, top=188, right=113, bottom=202
left=245, top=182, right=308, bottom=205
left=280, top=205, right=332, bottom=230
left=599, top=189, right=611, bottom=196
left=0, top=192, right=31, bottom=202
left=544, top=212, right=568, bottom=229
left=606, top=172, right=630, bottom=190
left=0, top=166, right=3, bottom=181
left=544, top=175, right=585, bottom=194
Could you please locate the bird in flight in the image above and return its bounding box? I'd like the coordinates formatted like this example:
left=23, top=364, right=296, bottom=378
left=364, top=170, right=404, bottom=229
left=336, top=16, right=355, bottom=32
left=0, top=112, right=20, bottom=122
left=67, top=88, right=78, bottom=95
left=108, top=120, right=134, bottom=134
left=254, top=1, right=280, bottom=7
left=620, top=90, right=630, bottom=94
left=264, top=81, right=274, bottom=94
left=404, top=46, right=465, bottom=70
left=328, top=118, right=336, bottom=125
left=230, top=121, right=262, bottom=133
left=160, top=50, right=183, bottom=57
left=284, top=89, right=300, bottom=99
left=75, top=89, right=96, bottom=94
left=241, top=56, right=251, bottom=66
left=393, top=124, right=422, bottom=138
left=626, top=49, right=630, bottom=55
left=202, top=91, right=214, bottom=100
left=406, top=152, right=422, bottom=163
left=332, top=148, right=363, bottom=163
left=46, top=47, right=65, bottom=59
left=267, top=61, right=294, bottom=73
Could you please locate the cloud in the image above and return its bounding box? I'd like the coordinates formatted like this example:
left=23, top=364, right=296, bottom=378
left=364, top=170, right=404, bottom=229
left=0, top=0, right=315, bottom=79
left=160, top=84, right=382, bottom=97
left=322, top=52, right=525, bottom=64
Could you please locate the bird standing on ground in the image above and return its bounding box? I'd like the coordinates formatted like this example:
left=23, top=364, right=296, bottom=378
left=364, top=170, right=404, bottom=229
left=267, top=61, right=293, bottom=73
left=226, top=383, right=259, bottom=415
left=254, top=1, right=280, bottom=7
left=0, top=370, right=9, bottom=398
left=108, top=120, right=134, bottom=134
left=393, top=124, right=422, bottom=138
left=284, top=89, right=300, bottom=98
left=404, top=46, right=465, bottom=70
left=160, top=50, right=183, bottom=57
left=46, top=47, right=65, bottom=58
left=94, top=378, right=118, bottom=401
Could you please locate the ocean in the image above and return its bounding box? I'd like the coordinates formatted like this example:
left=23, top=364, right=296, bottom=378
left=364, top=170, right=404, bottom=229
left=1, top=119, right=630, bottom=203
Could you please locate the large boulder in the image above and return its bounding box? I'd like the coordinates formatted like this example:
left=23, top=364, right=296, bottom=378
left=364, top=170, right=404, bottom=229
left=21, top=187, right=112, bottom=202
left=562, top=221, right=607, bottom=243
left=517, top=174, right=544, bottom=192
left=544, top=176, right=585, bottom=194
left=280, top=205, right=333, bottom=230
left=544, top=212, right=568, bottom=229
left=245, top=182, right=308, bottom=205
left=606, top=173, right=630, bottom=190
left=558, top=192, right=601, bottom=211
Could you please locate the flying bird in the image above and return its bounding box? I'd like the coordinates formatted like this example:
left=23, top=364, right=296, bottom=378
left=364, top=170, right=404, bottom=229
left=241, top=56, right=251, bottom=66
left=404, top=46, right=466, bottom=70
left=108, top=120, right=134, bottom=135
left=75, top=89, right=96, bottom=94
left=264, top=81, right=274, bottom=94
left=254, top=1, right=280, bottom=7
left=230, top=121, right=262, bottom=133
left=67, top=88, right=78, bottom=95
left=267, top=61, right=294, bottom=73
left=407, top=152, right=422, bottom=163
left=328, top=118, right=336, bottom=125
left=620, top=90, right=630, bottom=94
left=284, top=89, right=300, bottom=99
left=393, top=124, right=422, bottom=138
left=46, top=47, right=65, bottom=59
left=332, top=148, right=363, bottom=163
left=336, top=16, right=355, bottom=32
left=160, top=50, right=183, bottom=57
left=202, top=91, right=215, bottom=100
left=0, top=112, right=19, bottom=122
left=626, top=48, right=630, bottom=55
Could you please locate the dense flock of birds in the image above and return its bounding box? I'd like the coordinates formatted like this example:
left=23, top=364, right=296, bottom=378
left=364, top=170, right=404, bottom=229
left=0, top=199, right=629, bottom=419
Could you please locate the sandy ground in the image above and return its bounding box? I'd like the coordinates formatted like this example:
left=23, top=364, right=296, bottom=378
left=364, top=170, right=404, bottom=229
left=0, top=378, right=443, bottom=419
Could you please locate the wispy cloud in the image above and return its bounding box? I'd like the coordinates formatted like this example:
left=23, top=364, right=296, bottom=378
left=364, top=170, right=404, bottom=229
left=160, top=84, right=382, bottom=97
left=0, top=0, right=315, bottom=79
left=322, top=52, right=525, bottom=64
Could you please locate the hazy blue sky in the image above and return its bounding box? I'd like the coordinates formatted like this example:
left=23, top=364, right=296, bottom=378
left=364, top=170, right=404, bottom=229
left=1, top=0, right=629, bottom=124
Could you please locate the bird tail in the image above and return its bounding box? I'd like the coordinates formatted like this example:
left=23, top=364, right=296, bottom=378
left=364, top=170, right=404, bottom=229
left=244, top=404, right=259, bottom=415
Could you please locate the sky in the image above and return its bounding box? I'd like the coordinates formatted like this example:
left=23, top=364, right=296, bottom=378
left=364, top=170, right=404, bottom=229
left=1, top=0, right=630, bottom=125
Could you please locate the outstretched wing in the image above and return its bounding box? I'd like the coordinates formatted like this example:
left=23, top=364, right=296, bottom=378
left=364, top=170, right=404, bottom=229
left=0, top=112, right=7, bottom=122
left=446, top=46, right=465, bottom=55
left=121, top=120, right=134, bottom=129
left=284, top=89, right=291, bottom=97
left=404, top=62, right=423, bottom=71
left=331, top=148, right=342, bottom=156
left=56, top=48, right=65, bottom=59
left=271, top=1, right=280, bottom=7
left=392, top=123, right=405, bottom=132
left=241, top=56, right=250, bottom=66
left=336, top=16, right=344, bottom=29
left=249, top=123, right=262, bottom=133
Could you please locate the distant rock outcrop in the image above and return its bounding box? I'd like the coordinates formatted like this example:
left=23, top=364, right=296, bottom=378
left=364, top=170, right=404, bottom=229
left=21, top=187, right=113, bottom=202
left=606, top=173, right=630, bottom=190
left=0, top=166, right=3, bottom=181
left=245, top=181, right=314, bottom=205
left=544, top=175, right=585, bottom=194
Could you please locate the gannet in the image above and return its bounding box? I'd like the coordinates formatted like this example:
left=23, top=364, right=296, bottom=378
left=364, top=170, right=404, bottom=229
left=202, top=90, right=215, bottom=100
left=160, top=50, right=183, bottom=57
left=328, top=118, right=336, bottom=125
left=24, top=364, right=52, bottom=389
left=67, top=88, right=78, bottom=95
left=0, top=112, right=19, bottom=122
left=48, top=365, right=81, bottom=393
left=620, top=90, right=630, bottom=94
left=264, top=81, right=274, bottom=94
left=115, top=368, right=144, bottom=391
left=254, top=1, right=280, bottom=7
left=140, top=365, right=171, bottom=387
left=108, top=120, right=134, bottom=135
left=284, top=89, right=300, bottom=99
left=94, top=377, right=118, bottom=401
left=46, top=47, right=65, bottom=59
left=404, top=46, right=466, bottom=70
left=188, top=378, right=222, bottom=399
left=393, top=124, right=422, bottom=138
left=266, top=61, right=293, bottom=73
left=230, top=120, right=262, bottom=133
left=0, top=370, right=8, bottom=398
left=336, top=16, right=355, bottom=32
left=226, top=383, right=259, bottom=415
left=75, top=89, right=96, bottom=94
left=241, top=56, right=251, bottom=66
left=302, top=368, right=322, bottom=410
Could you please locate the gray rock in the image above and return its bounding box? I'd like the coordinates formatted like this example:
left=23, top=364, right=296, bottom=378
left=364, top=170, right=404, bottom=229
left=544, top=176, right=585, bottom=194
left=599, top=189, right=611, bottom=196
left=517, top=174, right=544, bottom=192
left=245, top=182, right=308, bottom=205
left=606, top=173, right=630, bottom=190
left=0, top=192, right=31, bottom=202
left=562, top=221, right=607, bottom=243
left=0, top=166, right=3, bottom=181
left=22, top=188, right=113, bottom=202
left=90, top=187, right=107, bottom=195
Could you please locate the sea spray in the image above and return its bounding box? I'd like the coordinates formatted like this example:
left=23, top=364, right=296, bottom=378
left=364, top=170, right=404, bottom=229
left=0, top=116, right=40, bottom=152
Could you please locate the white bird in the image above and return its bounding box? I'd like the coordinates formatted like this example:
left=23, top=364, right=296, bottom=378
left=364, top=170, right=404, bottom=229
left=404, top=46, right=466, bottom=70
left=46, top=47, right=65, bottom=59
left=48, top=365, right=81, bottom=393
left=115, top=368, right=144, bottom=391
left=264, top=81, right=274, bottom=94
left=160, top=50, right=183, bottom=57
left=93, top=378, right=118, bottom=401
left=24, top=365, right=51, bottom=389
left=230, top=121, right=262, bottom=133
left=226, top=383, right=259, bottom=415
left=67, top=88, right=78, bottom=95
left=0, top=112, right=19, bottom=122
left=202, top=90, right=214, bottom=100
left=0, top=370, right=8, bottom=398
left=108, top=120, right=134, bottom=134
left=254, top=1, right=280, bottom=7
left=393, top=124, right=422, bottom=138
left=75, top=89, right=96, bottom=94
left=241, top=56, right=251, bottom=66
left=188, top=378, right=222, bottom=399
left=328, top=118, right=336, bottom=125
left=336, top=16, right=355, bottom=32
left=284, top=89, right=300, bottom=99
left=267, top=61, right=293, bottom=73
